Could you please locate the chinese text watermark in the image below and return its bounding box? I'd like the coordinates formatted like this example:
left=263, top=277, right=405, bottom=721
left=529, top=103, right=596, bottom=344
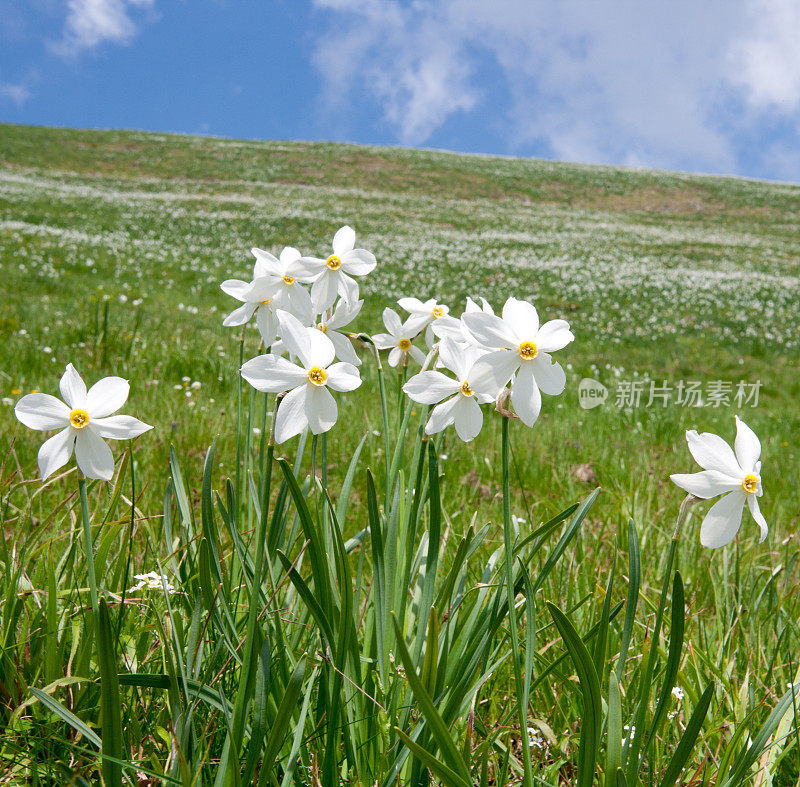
left=578, top=378, right=761, bottom=410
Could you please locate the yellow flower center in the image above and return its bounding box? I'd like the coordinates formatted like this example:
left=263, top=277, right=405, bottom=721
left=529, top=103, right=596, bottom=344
left=519, top=341, right=538, bottom=360
left=317, top=323, right=328, bottom=334
left=460, top=380, right=474, bottom=397
left=432, top=306, right=444, bottom=318
left=742, top=474, right=758, bottom=494
left=259, top=298, right=271, bottom=306
left=70, top=409, right=90, bottom=429
left=398, top=338, right=411, bottom=351
left=282, top=275, right=295, bottom=285
left=307, top=366, right=328, bottom=386
left=326, top=255, right=342, bottom=271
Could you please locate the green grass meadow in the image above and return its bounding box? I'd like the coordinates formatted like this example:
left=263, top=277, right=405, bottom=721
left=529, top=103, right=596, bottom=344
left=1, top=123, right=799, bottom=785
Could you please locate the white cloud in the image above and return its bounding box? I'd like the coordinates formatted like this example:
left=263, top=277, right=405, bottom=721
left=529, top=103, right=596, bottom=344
left=54, top=0, right=155, bottom=56
left=312, top=1, right=477, bottom=144
left=731, top=0, right=800, bottom=111
left=0, top=80, right=31, bottom=105
left=311, top=0, right=800, bottom=178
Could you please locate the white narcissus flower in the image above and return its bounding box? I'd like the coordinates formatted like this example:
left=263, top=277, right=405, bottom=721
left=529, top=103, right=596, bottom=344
left=294, top=226, right=376, bottom=311
left=240, top=312, right=361, bottom=443
left=220, top=275, right=281, bottom=345
left=465, top=296, right=495, bottom=316
left=403, top=338, right=495, bottom=441
left=372, top=307, right=427, bottom=368
left=463, top=297, right=574, bottom=426
left=432, top=296, right=495, bottom=346
left=670, top=416, right=768, bottom=548
left=398, top=297, right=450, bottom=346
left=316, top=298, right=363, bottom=366
left=250, top=246, right=314, bottom=321
left=14, top=363, right=152, bottom=481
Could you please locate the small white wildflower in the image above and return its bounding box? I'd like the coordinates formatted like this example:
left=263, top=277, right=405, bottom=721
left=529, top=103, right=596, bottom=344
left=672, top=686, right=684, bottom=701
left=622, top=724, right=636, bottom=746
left=128, top=571, right=176, bottom=595
left=527, top=727, right=549, bottom=751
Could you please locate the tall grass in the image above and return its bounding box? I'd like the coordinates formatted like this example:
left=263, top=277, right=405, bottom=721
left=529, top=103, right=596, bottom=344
left=1, top=331, right=797, bottom=786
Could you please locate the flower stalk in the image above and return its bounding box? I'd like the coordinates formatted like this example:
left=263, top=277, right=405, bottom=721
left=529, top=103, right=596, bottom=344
left=500, top=416, right=534, bottom=787
left=77, top=472, right=100, bottom=616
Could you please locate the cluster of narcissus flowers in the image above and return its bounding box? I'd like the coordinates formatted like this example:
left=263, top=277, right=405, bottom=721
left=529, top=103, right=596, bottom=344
left=402, top=295, right=575, bottom=440
left=226, top=226, right=372, bottom=443
left=12, top=225, right=771, bottom=553
left=221, top=226, right=375, bottom=347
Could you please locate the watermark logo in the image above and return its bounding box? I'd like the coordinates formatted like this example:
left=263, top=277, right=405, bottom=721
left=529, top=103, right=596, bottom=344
left=576, top=377, right=761, bottom=410
left=578, top=378, right=609, bottom=410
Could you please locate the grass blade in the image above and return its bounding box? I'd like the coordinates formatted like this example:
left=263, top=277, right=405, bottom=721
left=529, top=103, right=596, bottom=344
left=98, top=598, right=124, bottom=787
left=644, top=570, right=685, bottom=757
left=261, top=657, right=306, bottom=779
left=659, top=683, right=714, bottom=787
left=392, top=615, right=472, bottom=785
left=395, top=728, right=472, bottom=787
left=615, top=519, right=640, bottom=683
left=721, top=684, right=798, bottom=787
left=28, top=687, right=102, bottom=749
left=547, top=602, right=601, bottom=787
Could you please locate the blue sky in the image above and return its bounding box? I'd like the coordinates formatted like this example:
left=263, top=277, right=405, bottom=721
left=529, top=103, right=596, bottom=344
left=2, top=0, right=800, bottom=182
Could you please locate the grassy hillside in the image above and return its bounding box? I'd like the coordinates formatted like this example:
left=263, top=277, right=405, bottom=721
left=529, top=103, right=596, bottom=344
left=1, top=123, right=797, bottom=511
left=1, top=123, right=799, bottom=783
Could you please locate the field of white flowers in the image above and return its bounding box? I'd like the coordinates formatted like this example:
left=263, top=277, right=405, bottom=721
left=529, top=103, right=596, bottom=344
left=1, top=123, right=799, bottom=785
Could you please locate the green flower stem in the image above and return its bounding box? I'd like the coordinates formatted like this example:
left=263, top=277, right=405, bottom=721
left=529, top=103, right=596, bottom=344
left=235, top=325, right=246, bottom=524
left=385, top=343, right=439, bottom=510
left=254, top=392, right=277, bottom=592
left=626, top=493, right=698, bottom=781
left=501, top=416, right=533, bottom=787
left=77, top=473, right=100, bottom=616
left=116, top=442, right=136, bottom=638
left=357, top=333, right=392, bottom=502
